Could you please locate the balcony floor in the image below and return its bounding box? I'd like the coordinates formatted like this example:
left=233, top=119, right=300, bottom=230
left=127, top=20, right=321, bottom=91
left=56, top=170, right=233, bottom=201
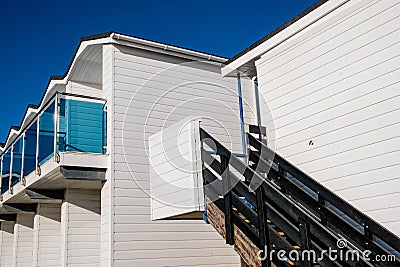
left=1, top=152, right=107, bottom=205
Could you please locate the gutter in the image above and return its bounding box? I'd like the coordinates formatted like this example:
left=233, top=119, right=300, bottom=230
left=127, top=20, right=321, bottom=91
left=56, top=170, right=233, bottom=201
left=111, top=33, right=227, bottom=63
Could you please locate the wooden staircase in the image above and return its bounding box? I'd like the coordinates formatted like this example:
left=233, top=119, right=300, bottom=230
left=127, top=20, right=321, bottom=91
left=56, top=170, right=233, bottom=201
left=200, top=126, right=400, bottom=267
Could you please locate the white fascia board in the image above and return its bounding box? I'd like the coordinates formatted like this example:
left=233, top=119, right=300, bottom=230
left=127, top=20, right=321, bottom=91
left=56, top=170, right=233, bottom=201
left=221, top=0, right=350, bottom=77
left=5, top=129, right=20, bottom=149
left=41, top=79, right=66, bottom=104
left=20, top=106, right=38, bottom=129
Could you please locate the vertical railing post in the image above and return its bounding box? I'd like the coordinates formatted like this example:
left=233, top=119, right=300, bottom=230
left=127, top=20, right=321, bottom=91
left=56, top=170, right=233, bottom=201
left=0, top=155, right=3, bottom=195
left=221, top=154, right=234, bottom=245
left=21, top=133, right=25, bottom=185
left=256, top=187, right=271, bottom=267
left=9, top=145, right=14, bottom=194
left=36, top=116, right=40, bottom=175
left=299, top=218, right=311, bottom=267
left=54, top=94, right=59, bottom=160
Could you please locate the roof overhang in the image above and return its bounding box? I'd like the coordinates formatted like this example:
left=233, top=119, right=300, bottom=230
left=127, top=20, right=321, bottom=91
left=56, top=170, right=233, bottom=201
left=221, top=0, right=350, bottom=77
left=111, top=33, right=227, bottom=63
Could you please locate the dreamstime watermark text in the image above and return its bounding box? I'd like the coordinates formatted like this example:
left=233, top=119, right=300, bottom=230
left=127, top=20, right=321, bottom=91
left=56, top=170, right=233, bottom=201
left=258, top=238, right=396, bottom=263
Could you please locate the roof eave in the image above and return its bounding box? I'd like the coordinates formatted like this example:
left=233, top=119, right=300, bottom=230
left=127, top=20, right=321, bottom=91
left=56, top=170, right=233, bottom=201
left=222, top=0, right=350, bottom=77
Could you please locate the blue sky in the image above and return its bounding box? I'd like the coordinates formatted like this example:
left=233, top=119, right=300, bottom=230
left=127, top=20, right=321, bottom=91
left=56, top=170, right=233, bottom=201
left=0, top=0, right=318, bottom=142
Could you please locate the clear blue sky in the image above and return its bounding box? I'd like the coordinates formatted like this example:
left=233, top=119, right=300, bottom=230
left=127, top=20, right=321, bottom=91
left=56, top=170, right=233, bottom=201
left=0, top=0, right=318, bottom=142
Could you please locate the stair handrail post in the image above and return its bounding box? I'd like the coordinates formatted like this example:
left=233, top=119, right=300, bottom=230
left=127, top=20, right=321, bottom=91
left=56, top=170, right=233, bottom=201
left=317, top=194, right=328, bottom=226
left=277, top=164, right=287, bottom=194
left=299, top=217, right=312, bottom=267
left=220, top=153, right=234, bottom=245
left=364, top=224, right=375, bottom=252
left=256, top=187, right=271, bottom=267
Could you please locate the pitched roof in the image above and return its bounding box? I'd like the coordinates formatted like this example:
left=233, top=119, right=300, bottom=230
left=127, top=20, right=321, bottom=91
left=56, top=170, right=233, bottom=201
left=225, top=0, right=328, bottom=65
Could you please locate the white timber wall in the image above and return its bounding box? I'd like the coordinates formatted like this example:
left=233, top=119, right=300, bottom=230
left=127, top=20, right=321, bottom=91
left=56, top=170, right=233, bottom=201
left=111, top=44, right=255, bottom=266
left=67, top=81, right=103, bottom=98
left=34, top=203, right=61, bottom=267
left=62, top=189, right=101, bottom=267
left=14, top=213, right=35, bottom=267
left=0, top=221, right=15, bottom=266
left=255, top=0, right=400, bottom=235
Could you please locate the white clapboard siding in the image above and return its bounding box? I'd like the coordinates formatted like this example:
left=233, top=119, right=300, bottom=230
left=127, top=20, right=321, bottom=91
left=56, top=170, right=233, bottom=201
left=34, top=203, right=61, bottom=267
left=256, top=0, right=400, bottom=235
left=67, top=81, right=102, bottom=98
left=149, top=118, right=203, bottom=220
left=15, top=213, right=35, bottom=267
left=1, top=221, right=15, bottom=266
left=110, top=44, right=252, bottom=266
left=62, top=189, right=101, bottom=267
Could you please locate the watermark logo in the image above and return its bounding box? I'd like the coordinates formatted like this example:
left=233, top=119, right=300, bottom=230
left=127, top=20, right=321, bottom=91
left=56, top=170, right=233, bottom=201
left=336, top=238, right=347, bottom=249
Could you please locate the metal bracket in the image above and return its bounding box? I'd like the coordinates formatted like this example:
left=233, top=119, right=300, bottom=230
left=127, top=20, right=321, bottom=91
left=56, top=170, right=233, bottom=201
left=55, top=152, right=60, bottom=163
left=2, top=203, right=37, bottom=213
left=26, top=189, right=64, bottom=200
left=36, top=165, right=41, bottom=176
left=0, top=214, right=17, bottom=221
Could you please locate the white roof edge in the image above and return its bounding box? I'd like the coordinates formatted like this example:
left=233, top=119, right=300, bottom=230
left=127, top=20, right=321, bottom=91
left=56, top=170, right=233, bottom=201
left=221, top=0, right=350, bottom=77
left=110, top=33, right=227, bottom=63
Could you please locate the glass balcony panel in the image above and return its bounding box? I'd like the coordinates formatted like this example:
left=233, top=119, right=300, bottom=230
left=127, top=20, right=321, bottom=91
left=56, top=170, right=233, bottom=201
left=58, top=99, right=105, bottom=154
left=1, top=150, right=11, bottom=194
left=0, top=94, right=106, bottom=197
left=24, top=121, right=37, bottom=177
left=11, top=138, right=23, bottom=186
left=38, top=101, right=55, bottom=165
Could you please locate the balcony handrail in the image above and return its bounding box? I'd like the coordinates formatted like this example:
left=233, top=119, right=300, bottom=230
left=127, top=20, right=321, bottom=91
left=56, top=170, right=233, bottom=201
left=0, top=92, right=106, bottom=157
left=0, top=92, right=106, bottom=194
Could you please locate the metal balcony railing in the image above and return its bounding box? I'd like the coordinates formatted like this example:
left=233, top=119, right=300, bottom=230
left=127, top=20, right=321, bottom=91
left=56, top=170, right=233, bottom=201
left=0, top=92, right=106, bottom=195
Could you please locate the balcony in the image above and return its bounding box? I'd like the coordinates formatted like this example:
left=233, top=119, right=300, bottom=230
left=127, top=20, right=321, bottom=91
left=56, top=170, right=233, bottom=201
left=0, top=92, right=107, bottom=203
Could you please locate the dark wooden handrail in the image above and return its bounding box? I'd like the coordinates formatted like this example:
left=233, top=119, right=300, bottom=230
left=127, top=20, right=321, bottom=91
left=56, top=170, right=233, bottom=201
left=200, top=128, right=391, bottom=267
